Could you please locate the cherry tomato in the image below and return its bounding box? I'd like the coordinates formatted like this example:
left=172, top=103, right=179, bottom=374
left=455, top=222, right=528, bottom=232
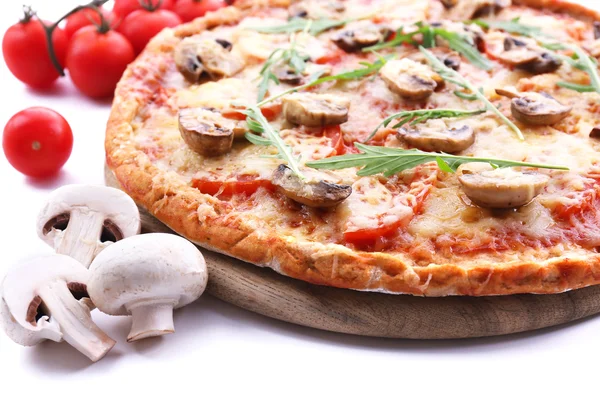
left=222, top=104, right=282, bottom=122
left=343, top=220, right=405, bottom=244
left=113, top=0, right=175, bottom=18
left=191, top=176, right=275, bottom=197
left=174, top=0, right=229, bottom=23
left=2, top=18, right=68, bottom=88
left=66, top=26, right=135, bottom=98
left=65, top=7, right=114, bottom=39
left=3, top=107, right=73, bottom=178
left=119, top=9, right=182, bottom=55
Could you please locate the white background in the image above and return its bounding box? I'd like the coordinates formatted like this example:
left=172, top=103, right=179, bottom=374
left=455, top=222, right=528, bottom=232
left=0, top=1, right=598, bottom=399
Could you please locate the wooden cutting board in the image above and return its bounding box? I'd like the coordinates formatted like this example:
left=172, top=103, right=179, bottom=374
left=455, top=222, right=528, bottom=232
left=105, top=165, right=600, bottom=339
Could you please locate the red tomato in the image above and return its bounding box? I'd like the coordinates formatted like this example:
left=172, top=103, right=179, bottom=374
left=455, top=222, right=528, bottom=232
left=3, top=107, right=73, bottom=178
left=191, top=176, right=275, bottom=196
left=113, top=0, right=175, bottom=18
left=65, top=7, right=114, bottom=38
left=174, top=0, right=229, bottom=23
left=2, top=19, right=68, bottom=88
left=119, top=9, right=182, bottom=55
left=343, top=220, right=405, bottom=244
left=323, top=126, right=345, bottom=155
left=314, top=49, right=345, bottom=65
left=222, top=104, right=282, bottom=121
left=66, top=26, right=135, bottom=98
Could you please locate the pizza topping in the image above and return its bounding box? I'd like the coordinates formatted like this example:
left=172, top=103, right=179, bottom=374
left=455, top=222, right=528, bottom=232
left=491, top=35, right=562, bottom=74
left=495, top=88, right=572, bottom=125
left=271, top=164, right=352, bottom=208
left=331, top=25, right=390, bottom=53
left=288, top=1, right=346, bottom=20
left=458, top=165, right=549, bottom=209
left=178, top=107, right=235, bottom=156
left=281, top=93, right=350, bottom=127
left=590, top=127, right=600, bottom=139
left=379, top=59, right=438, bottom=100
left=272, top=62, right=331, bottom=86
left=410, top=48, right=462, bottom=71
left=440, top=0, right=458, bottom=9
left=397, top=120, right=475, bottom=153
left=445, top=0, right=511, bottom=20
left=174, top=37, right=245, bottom=82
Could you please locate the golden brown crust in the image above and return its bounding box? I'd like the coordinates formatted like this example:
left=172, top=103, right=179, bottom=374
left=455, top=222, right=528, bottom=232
left=106, top=0, right=600, bottom=297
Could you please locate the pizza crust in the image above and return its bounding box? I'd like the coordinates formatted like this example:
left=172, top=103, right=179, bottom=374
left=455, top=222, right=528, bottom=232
left=106, top=0, right=600, bottom=296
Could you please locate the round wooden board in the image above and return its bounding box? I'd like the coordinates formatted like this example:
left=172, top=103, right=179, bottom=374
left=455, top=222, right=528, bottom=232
left=105, top=165, right=600, bottom=339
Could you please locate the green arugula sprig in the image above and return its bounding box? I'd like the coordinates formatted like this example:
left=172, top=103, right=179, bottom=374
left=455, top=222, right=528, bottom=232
left=364, top=108, right=486, bottom=142
left=306, top=143, right=568, bottom=177
left=419, top=47, right=525, bottom=140
left=365, top=24, right=492, bottom=70
left=542, top=42, right=600, bottom=94
left=248, top=16, right=361, bottom=36
left=243, top=106, right=304, bottom=179
left=257, top=40, right=309, bottom=101
left=256, top=54, right=393, bottom=107
left=469, top=17, right=543, bottom=37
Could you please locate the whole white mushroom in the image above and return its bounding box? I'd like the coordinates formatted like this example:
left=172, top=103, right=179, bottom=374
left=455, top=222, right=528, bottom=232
left=87, top=233, right=208, bottom=342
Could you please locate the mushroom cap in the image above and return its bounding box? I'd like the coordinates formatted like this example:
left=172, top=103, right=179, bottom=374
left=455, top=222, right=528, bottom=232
left=331, top=24, right=390, bottom=52
left=458, top=166, right=549, bottom=209
left=379, top=59, right=437, bottom=100
left=174, top=37, right=245, bottom=82
left=179, top=107, right=235, bottom=156
left=0, top=255, right=89, bottom=346
left=511, top=92, right=572, bottom=125
left=282, top=93, right=350, bottom=127
left=271, top=165, right=352, bottom=208
left=36, top=184, right=141, bottom=250
left=398, top=120, right=475, bottom=153
left=87, top=233, right=208, bottom=316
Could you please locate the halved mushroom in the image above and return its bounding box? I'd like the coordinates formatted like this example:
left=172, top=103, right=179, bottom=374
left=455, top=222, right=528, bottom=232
left=440, top=0, right=459, bottom=8
left=590, top=126, right=600, bottom=139
left=432, top=21, right=484, bottom=49
left=589, top=22, right=600, bottom=58
left=595, top=22, right=600, bottom=39
left=179, top=107, right=235, bottom=156
left=0, top=255, right=115, bottom=362
left=398, top=120, right=475, bottom=153
left=37, top=185, right=141, bottom=268
left=271, top=165, right=352, bottom=208
left=458, top=165, right=549, bottom=209
left=273, top=62, right=332, bottom=85
left=445, top=0, right=510, bottom=20
left=498, top=36, right=562, bottom=74
left=174, top=37, right=245, bottom=82
left=282, top=93, right=350, bottom=127
left=496, top=88, right=572, bottom=125
left=289, top=1, right=345, bottom=19
left=331, top=25, right=390, bottom=52
left=379, top=59, right=438, bottom=100
left=409, top=48, right=462, bottom=71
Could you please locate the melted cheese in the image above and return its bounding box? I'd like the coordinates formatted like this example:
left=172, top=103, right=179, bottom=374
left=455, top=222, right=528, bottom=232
left=132, top=1, right=600, bottom=265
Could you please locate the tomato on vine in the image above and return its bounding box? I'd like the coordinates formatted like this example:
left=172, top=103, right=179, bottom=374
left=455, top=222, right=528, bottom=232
left=119, top=1, right=182, bottom=55
left=113, top=0, right=175, bottom=18
left=64, top=6, right=115, bottom=39
left=66, top=25, right=135, bottom=98
left=3, top=107, right=73, bottom=178
left=2, top=8, right=68, bottom=88
left=174, top=0, right=229, bottom=23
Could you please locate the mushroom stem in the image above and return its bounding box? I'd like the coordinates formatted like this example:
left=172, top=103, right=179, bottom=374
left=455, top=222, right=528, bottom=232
left=38, top=282, right=115, bottom=362
left=126, top=300, right=176, bottom=342
left=56, top=208, right=105, bottom=267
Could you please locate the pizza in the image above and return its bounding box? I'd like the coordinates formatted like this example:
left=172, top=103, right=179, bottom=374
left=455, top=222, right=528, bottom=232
left=105, top=0, right=600, bottom=296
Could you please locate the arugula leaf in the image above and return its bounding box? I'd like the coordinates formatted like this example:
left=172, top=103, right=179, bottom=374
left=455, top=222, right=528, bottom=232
left=542, top=42, right=600, bottom=94
left=470, top=17, right=543, bottom=37
left=256, top=41, right=309, bottom=102
left=256, top=54, right=393, bottom=107
left=419, top=47, right=525, bottom=140
left=306, top=143, right=569, bottom=177
left=364, top=108, right=486, bottom=142
left=243, top=106, right=304, bottom=179
left=248, top=16, right=358, bottom=36
left=432, top=28, right=492, bottom=70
